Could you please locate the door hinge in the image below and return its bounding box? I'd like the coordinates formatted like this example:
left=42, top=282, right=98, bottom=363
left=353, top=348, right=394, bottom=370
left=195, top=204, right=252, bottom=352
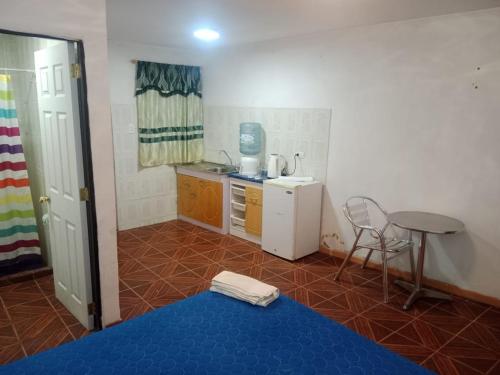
left=87, top=302, right=96, bottom=315
left=79, top=187, right=90, bottom=201
left=71, top=63, right=81, bottom=79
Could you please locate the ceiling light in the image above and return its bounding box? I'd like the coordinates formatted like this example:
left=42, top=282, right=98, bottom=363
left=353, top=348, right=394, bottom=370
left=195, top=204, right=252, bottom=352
left=193, top=28, right=220, bottom=42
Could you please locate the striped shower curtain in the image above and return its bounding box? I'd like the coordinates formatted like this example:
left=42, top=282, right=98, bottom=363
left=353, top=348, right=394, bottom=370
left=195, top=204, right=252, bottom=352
left=0, top=74, right=42, bottom=275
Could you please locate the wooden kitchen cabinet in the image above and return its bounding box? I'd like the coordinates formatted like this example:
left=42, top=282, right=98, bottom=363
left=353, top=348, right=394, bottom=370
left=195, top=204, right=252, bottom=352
left=177, top=174, right=199, bottom=218
left=197, top=178, right=223, bottom=227
left=245, top=186, right=263, bottom=236
left=177, top=174, right=223, bottom=228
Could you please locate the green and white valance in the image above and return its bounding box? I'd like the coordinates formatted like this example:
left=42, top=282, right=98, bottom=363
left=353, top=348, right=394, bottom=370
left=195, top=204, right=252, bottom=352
left=135, top=61, right=204, bottom=166
left=135, top=61, right=202, bottom=98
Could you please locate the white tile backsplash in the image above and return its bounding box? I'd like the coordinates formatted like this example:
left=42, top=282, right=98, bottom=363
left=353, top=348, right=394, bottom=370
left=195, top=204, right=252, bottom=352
left=203, top=106, right=332, bottom=182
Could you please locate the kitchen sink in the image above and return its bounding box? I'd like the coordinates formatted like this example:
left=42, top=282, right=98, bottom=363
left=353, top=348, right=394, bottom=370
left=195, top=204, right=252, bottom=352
left=205, top=166, right=237, bottom=174
left=175, top=161, right=237, bottom=175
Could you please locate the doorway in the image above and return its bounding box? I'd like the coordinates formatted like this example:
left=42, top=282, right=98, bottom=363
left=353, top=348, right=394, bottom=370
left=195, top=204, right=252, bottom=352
left=0, top=30, right=100, bottom=363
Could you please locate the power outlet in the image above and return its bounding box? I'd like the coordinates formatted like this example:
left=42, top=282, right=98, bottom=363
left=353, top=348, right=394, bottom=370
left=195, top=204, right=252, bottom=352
left=295, top=151, right=305, bottom=159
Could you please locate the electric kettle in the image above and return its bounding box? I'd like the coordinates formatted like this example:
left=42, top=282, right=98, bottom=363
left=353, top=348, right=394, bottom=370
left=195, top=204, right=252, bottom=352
left=267, top=154, right=284, bottom=178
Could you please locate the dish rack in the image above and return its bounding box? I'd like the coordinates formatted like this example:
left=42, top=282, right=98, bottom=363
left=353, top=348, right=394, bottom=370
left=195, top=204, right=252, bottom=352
left=230, top=184, right=246, bottom=230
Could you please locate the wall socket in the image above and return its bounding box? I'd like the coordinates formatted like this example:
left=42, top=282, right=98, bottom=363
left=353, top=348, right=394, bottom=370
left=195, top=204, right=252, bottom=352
left=294, top=151, right=305, bottom=159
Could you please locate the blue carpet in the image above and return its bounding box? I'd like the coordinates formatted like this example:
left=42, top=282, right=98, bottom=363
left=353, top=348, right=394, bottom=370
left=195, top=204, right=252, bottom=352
left=1, top=292, right=432, bottom=374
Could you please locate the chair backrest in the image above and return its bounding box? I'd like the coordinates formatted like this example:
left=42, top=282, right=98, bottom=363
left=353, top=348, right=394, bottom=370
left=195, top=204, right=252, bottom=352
left=343, top=196, right=389, bottom=238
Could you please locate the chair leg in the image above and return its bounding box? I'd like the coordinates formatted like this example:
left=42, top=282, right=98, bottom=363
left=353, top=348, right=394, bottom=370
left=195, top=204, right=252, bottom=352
left=408, top=247, right=416, bottom=282
left=361, top=249, right=373, bottom=269
left=334, top=230, right=363, bottom=281
left=333, top=244, right=357, bottom=281
left=381, top=250, right=389, bottom=303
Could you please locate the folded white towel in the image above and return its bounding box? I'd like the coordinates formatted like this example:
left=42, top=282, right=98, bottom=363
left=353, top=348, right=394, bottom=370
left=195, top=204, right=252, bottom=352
left=210, top=271, right=279, bottom=307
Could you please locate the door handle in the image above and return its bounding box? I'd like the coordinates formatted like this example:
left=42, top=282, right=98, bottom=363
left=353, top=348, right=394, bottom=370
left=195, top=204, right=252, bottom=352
left=39, top=196, right=50, bottom=204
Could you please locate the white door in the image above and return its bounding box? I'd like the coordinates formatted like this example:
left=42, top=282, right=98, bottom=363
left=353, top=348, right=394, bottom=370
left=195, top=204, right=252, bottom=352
left=34, top=43, right=93, bottom=329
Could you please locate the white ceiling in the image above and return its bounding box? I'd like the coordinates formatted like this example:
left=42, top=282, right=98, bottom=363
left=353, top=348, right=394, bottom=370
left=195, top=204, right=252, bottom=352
left=106, top=0, right=500, bottom=49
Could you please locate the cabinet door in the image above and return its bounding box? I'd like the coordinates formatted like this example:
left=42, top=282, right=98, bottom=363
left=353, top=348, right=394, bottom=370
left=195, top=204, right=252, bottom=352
left=177, top=174, right=199, bottom=219
left=197, top=179, right=223, bottom=228
left=245, top=186, right=262, bottom=236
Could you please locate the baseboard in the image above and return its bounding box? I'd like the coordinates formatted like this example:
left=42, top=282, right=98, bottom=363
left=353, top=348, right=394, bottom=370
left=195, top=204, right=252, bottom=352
left=320, top=246, right=500, bottom=308
left=0, top=266, right=52, bottom=287
left=118, top=214, right=178, bottom=231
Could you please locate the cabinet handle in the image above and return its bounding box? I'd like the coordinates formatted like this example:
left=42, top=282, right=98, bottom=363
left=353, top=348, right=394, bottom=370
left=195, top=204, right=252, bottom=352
left=248, top=198, right=259, bottom=205
left=189, top=193, right=196, bottom=198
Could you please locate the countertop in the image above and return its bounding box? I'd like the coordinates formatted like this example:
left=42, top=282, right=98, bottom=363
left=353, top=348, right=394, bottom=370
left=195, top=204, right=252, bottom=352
left=228, top=172, right=272, bottom=184
left=175, top=162, right=274, bottom=184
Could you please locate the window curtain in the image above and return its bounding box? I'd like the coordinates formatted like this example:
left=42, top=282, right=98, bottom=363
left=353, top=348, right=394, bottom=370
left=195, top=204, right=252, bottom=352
left=135, top=61, right=204, bottom=166
left=0, top=74, right=42, bottom=276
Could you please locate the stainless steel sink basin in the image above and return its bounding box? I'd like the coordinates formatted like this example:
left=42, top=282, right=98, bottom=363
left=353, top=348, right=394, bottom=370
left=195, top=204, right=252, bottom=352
left=175, top=161, right=237, bottom=175
left=205, top=166, right=237, bottom=174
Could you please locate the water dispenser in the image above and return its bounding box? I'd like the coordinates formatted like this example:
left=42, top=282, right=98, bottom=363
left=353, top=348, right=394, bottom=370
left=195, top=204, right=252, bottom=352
left=239, top=122, right=262, bottom=177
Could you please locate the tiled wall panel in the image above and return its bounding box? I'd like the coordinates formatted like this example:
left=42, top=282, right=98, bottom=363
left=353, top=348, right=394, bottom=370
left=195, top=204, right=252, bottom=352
left=204, top=106, right=332, bottom=182
left=111, top=103, right=178, bottom=230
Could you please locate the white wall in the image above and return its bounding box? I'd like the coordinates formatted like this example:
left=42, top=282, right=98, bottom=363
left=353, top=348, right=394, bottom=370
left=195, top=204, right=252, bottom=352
left=108, top=41, right=202, bottom=229
left=201, top=8, right=500, bottom=299
left=0, top=0, right=120, bottom=325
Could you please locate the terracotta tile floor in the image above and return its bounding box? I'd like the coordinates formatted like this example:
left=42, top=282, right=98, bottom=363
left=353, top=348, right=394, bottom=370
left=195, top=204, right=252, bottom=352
left=2, top=219, right=499, bottom=374
left=118, top=220, right=500, bottom=375
left=0, top=274, right=89, bottom=364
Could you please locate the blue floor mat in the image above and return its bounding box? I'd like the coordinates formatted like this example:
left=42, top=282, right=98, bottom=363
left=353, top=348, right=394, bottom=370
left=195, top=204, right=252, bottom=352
left=1, top=292, right=432, bottom=374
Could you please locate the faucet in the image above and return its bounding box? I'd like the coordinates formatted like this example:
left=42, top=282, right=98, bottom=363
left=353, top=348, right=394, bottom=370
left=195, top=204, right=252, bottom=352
left=219, top=150, right=233, bottom=166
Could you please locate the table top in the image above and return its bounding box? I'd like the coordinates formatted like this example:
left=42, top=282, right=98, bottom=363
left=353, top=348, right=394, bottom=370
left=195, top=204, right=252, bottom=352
left=388, top=211, right=465, bottom=234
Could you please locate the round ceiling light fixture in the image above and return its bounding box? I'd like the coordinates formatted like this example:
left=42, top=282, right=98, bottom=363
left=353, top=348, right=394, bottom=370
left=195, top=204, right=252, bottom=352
left=193, top=28, right=220, bottom=42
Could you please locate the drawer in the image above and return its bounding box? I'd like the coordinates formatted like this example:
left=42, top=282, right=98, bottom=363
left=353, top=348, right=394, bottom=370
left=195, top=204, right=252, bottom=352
left=231, top=215, right=245, bottom=227
left=231, top=200, right=246, bottom=212
left=231, top=186, right=246, bottom=198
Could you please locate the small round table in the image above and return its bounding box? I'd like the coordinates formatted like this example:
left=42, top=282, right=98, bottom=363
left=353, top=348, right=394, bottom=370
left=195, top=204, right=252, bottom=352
left=388, top=211, right=465, bottom=310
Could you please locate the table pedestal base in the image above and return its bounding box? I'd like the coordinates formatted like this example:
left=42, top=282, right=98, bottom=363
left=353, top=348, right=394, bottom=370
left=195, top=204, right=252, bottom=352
left=394, top=280, right=452, bottom=310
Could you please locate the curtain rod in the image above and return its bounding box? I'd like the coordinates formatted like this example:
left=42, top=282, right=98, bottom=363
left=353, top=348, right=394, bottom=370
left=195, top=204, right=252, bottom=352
left=0, top=67, right=35, bottom=73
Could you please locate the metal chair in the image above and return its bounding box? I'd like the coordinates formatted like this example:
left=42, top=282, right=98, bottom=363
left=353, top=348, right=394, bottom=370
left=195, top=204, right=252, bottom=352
left=333, top=196, right=416, bottom=303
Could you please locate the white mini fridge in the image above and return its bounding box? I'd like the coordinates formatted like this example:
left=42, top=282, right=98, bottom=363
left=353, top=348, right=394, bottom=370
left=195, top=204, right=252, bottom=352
left=261, top=179, right=322, bottom=260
